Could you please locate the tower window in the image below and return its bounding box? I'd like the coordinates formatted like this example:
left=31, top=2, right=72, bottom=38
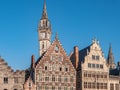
left=42, top=44, right=44, bottom=49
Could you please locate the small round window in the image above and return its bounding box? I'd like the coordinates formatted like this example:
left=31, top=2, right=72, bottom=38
left=55, top=45, right=59, bottom=53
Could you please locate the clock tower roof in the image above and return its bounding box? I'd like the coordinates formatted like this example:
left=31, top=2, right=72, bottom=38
left=41, top=0, right=48, bottom=19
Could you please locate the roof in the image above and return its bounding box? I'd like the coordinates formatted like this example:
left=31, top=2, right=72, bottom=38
left=79, top=44, right=92, bottom=62
left=110, top=68, right=120, bottom=76
left=35, top=51, right=46, bottom=66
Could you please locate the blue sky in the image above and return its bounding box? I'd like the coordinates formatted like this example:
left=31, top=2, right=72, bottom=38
left=0, top=0, right=120, bottom=70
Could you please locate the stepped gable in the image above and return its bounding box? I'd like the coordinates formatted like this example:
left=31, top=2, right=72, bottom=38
left=13, top=69, right=25, bottom=76
left=79, top=40, right=104, bottom=63
left=0, top=57, right=14, bottom=73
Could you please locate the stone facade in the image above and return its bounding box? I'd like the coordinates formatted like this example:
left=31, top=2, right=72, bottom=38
left=70, top=39, right=120, bottom=90
left=0, top=58, right=25, bottom=90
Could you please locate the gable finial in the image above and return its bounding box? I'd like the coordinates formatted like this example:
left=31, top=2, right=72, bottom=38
left=92, top=37, right=96, bottom=43
left=55, top=32, right=58, bottom=40
left=92, top=37, right=100, bottom=45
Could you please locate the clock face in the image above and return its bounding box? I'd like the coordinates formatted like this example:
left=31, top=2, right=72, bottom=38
left=40, top=33, right=45, bottom=39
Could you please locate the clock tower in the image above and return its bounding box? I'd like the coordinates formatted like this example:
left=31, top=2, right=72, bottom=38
left=38, top=0, right=52, bottom=56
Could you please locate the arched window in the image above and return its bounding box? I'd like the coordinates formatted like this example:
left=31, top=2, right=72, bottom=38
left=55, top=45, right=59, bottom=53
left=42, top=42, right=45, bottom=49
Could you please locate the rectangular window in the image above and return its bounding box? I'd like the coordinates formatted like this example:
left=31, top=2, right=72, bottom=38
left=64, top=87, right=67, bottom=90
left=70, top=87, right=74, bottom=90
left=96, top=56, right=100, bottom=60
left=88, top=63, right=91, bottom=68
left=104, top=83, right=107, bottom=89
left=52, top=86, right=55, bottom=90
left=88, top=74, right=91, bottom=77
left=45, top=76, right=49, bottom=81
left=100, top=64, right=103, bottom=69
left=58, top=75, right=62, bottom=82
left=4, top=77, right=8, bottom=84
left=115, top=84, right=119, bottom=90
left=14, top=77, right=18, bottom=83
left=52, top=75, right=55, bottom=81
left=100, top=83, right=103, bottom=89
left=64, top=76, right=68, bottom=82
left=84, top=73, right=87, bottom=77
left=92, top=64, right=95, bottom=68
left=104, top=75, right=107, bottom=78
left=110, top=83, right=114, bottom=90
left=70, top=76, right=74, bottom=82
left=84, top=82, right=87, bottom=88
left=65, top=67, right=68, bottom=72
left=97, top=83, right=100, bottom=89
left=92, top=82, right=95, bottom=89
left=92, top=55, right=95, bottom=60
left=45, top=86, right=49, bottom=90
left=39, top=73, right=42, bottom=81
left=96, top=64, right=99, bottom=68
left=88, top=82, right=91, bottom=88
left=58, top=87, right=61, bottom=90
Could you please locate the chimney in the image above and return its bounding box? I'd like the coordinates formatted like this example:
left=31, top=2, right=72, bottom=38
left=74, top=46, right=79, bottom=69
left=31, top=55, right=35, bottom=69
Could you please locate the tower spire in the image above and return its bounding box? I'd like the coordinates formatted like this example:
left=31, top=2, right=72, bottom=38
left=107, top=43, right=116, bottom=69
left=41, top=0, right=48, bottom=19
